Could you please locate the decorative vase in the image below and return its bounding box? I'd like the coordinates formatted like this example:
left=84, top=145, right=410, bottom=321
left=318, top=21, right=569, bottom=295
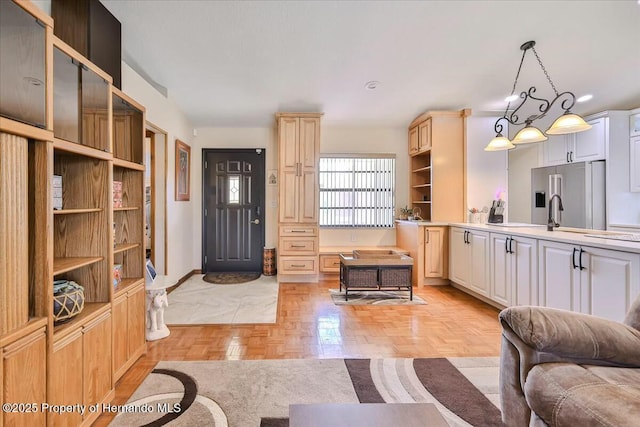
left=53, top=280, right=85, bottom=324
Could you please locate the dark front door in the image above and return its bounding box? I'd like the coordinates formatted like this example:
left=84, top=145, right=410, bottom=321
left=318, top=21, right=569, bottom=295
left=202, top=149, right=265, bottom=272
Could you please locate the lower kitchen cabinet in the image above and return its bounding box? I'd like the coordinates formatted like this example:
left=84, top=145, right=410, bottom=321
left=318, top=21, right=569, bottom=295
left=423, top=227, right=447, bottom=278
left=490, top=233, right=538, bottom=307
left=539, top=240, right=640, bottom=322
left=2, top=327, right=46, bottom=427
left=449, top=227, right=489, bottom=296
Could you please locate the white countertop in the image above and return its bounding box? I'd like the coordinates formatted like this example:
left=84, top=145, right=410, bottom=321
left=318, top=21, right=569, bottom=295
left=448, top=223, right=640, bottom=254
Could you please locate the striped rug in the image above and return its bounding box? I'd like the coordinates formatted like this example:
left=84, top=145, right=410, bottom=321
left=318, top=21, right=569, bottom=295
left=110, top=357, right=502, bottom=427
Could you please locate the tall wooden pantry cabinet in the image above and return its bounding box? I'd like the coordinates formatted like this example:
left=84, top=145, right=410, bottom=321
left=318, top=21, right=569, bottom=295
left=0, top=2, right=147, bottom=426
left=276, top=113, right=322, bottom=281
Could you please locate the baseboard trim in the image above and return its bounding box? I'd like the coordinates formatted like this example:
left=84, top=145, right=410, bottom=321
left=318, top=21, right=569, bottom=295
left=167, top=269, right=199, bottom=293
left=449, top=281, right=506, bottom=311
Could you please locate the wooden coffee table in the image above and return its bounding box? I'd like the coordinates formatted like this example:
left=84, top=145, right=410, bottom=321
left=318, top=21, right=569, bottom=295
left=289, top=403, right=449, bottom=427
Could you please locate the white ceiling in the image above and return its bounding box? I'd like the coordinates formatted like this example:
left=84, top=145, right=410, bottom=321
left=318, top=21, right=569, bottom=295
left=101, top=0, right=640, bottom=128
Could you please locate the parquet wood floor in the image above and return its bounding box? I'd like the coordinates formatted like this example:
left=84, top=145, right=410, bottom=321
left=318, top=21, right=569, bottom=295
left=93, top=279, right=501, bottom=426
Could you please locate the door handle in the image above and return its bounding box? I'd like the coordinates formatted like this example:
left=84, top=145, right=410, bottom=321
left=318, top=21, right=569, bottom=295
left=250, top=219, right=260, bottom=225
left=579, top=248, right=585, bottom=270
left=425, top=229, right=429, bottom=244
left=572, top=248, right=578, bottom=269
left=505, top=237, right=509, bottom=254
left=566, top=152, right=570, bottom=163
left=509, top=237, right=514, bottom=254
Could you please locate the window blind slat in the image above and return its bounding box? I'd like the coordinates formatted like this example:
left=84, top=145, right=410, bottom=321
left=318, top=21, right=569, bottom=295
left=319, top=156, right=395, bottom=228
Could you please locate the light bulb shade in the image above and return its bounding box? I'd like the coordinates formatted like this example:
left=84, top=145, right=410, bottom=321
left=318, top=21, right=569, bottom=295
left=512, top=126, right=548, bottom=144
left=545, top=112, right=592, bottom=135
left=484, top=135, right=515, bottom=151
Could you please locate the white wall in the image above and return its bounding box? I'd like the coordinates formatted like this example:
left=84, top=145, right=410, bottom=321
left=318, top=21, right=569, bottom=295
left=466, top=116, right=508, bottom=221
left=320, top=127, right=407, bottom=247
left=121, top=63, right=195, bottom=279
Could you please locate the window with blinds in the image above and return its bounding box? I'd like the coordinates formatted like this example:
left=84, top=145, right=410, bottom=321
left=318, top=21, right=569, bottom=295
left=319, top=155, right=395, bottom=228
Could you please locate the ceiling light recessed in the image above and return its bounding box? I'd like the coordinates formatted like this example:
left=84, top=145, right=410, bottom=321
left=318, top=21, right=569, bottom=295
left=577, top=94, right=593, bottom=103
left=364, top=81, right=380, bottom=90
left=504, top=94, right=519, bottom=102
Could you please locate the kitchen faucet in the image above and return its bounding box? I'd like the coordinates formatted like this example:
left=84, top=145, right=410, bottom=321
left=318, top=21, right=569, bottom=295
left=547, top=193, right=564, bottom=231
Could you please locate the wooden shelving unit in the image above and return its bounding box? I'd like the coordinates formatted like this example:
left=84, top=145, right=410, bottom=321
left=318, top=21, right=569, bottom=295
left=407, top=110, right=470, bottom=222
left=0, top=4, right=148, bottom=424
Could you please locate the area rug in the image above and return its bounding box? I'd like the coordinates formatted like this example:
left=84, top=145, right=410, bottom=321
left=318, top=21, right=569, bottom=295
left=164, top=275, right=278, bottom=324
left=109, top=357, right=501, bottom=427
left=203, top=271, right=262, bottom=284
left=329, top=289, right=427, bottom=305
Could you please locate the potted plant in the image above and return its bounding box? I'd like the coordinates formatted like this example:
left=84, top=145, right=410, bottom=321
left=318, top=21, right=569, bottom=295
left=398, top=206, right=413, bottom=220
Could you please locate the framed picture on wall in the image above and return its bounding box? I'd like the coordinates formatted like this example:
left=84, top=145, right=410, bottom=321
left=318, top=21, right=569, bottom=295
left=175, top=139, right=191, bottom=201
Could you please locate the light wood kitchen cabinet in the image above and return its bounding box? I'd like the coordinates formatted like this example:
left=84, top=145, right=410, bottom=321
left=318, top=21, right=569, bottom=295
left=277, top=114, right=320, bottom=224
left=408, top=110, right=470, bottom=222
left=83, top=312, right=112, bottom=413
left=2, top=327, right=46, bottom=427
left=449, top=227, right=489, bottom=296
left=408, top=125, right=418, bottom=155
left=277, top=113, right=322, bottom=279
left=543, top=117, right=606, bottom=166
left=539, top=239, right=640, bottom=322
left=396, top=222, right=448, bottom=286
left=489, top=233, right=538, bottom=307
left=423, top=227, right=446, bottom=278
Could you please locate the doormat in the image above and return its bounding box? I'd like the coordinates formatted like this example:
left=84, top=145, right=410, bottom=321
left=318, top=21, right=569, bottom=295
left=329, top=289, right=427, bottom=305
left=203, top=272, right=261, bottom=284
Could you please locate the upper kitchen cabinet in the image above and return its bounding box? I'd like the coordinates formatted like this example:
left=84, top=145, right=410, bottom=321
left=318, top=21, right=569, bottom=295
left=0, top=0, right=48, bottom=130
left=408, top=109, right=470, bottom=222
left=52, top=0, right=122, bottom=89
left=53, top=38, right=111, bottom=152
left=543, top=117, right=606, bottom=166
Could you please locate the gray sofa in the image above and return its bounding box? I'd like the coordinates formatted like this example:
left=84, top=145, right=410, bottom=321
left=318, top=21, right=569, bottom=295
left=499, top=295, right=640, bottom=426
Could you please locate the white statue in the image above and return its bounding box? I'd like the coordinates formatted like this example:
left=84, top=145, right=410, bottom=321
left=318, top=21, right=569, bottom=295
left=146, top=289, right=170, bottom=340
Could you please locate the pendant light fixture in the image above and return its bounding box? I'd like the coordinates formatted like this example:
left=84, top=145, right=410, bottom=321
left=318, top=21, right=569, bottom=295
left=485, top=41, right=591, bottom=151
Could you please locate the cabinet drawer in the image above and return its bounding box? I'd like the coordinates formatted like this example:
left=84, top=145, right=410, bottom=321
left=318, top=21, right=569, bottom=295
left=279, top=256, right=318, bottom=275
left=280, top=225, right=317, bottom=236
left=280, top=237, right=317, bottom=255
left=320, top=254, right=341, bottom=273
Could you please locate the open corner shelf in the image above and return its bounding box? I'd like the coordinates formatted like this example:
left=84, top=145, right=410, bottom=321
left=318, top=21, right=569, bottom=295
left=114, top=243, right=140, bottom=255
left=114, top=206, right=139, bottom=212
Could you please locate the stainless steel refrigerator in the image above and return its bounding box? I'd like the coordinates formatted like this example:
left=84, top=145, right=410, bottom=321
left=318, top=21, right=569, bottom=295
left=531, top=160, right=606, bottom=230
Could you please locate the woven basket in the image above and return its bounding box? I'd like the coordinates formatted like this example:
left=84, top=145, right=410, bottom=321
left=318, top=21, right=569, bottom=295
left=53, top=280, right=85, bottom=323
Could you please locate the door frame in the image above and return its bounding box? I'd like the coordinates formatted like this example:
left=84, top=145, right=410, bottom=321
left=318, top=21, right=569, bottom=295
left=145, top=121, right=168, bottom=275
left=201, top=148, right=266, bottom=272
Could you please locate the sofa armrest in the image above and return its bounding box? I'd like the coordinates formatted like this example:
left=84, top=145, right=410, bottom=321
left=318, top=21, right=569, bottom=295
left=500, top=306, right=640, bottom=367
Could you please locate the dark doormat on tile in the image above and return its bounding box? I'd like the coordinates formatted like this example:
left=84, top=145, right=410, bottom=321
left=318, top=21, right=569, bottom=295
left=203, top=272, right=261, bottom=284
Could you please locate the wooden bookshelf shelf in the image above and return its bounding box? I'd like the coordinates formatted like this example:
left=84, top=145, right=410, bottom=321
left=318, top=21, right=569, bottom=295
left=412, top=184, right=431, bottom=189
left=113, top=157, right=144, bottom=171
left=114, top=243, right=140, bottom=254
left=412, top=201, right=432, bottom=204
left=54, top=208, right=102, bottom=215
left=412, top=166, right=431, bottom=173
left=114, top=277, right=144, bottom=298
left=53, top=138, right=111, bottom=161
left=53, top=256, right=103, bottom=275
left=114, top=206, right=139, bottom=212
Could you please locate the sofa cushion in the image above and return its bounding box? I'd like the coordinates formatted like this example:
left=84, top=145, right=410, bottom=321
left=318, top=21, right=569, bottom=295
left=524, top=363, right=640, bottom=427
